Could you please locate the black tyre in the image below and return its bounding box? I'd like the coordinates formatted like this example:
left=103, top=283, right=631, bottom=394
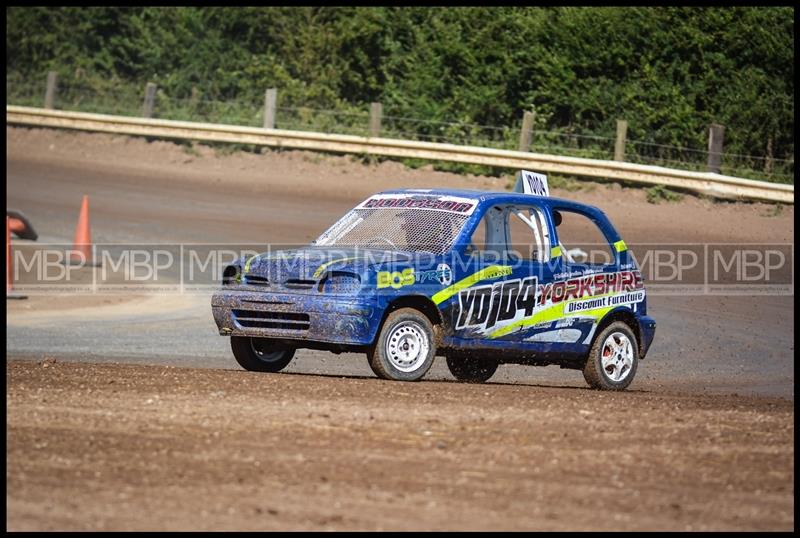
left=583, top=321, right=639, bottom=390
left=230, top=336, right=295, bottom=373
left=446, top=353, right=498, bottom=383
left=367, top=308, right=436, bottom=382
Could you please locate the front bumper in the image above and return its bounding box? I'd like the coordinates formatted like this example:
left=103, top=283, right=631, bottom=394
left=211, top=289, right=379, bottom=346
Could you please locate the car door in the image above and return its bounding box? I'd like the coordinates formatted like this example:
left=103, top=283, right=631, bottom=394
left=473, top=202, right=560, bottom=345
left=533, top=205, right=621, bottom=348
left=436, top=203, right=510, bottom=340
left=445, top=201, right=556, bottom=344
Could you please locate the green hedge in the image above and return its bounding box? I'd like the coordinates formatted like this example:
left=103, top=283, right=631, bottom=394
left=6, top=7, right=794, bottom=182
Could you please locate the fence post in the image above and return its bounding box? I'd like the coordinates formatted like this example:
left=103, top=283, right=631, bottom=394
left=707, top=123, right=725, bottom=173
left=189, top=86, right=199, bottom=107
left=518, top=110, right=535, bottom=152
left=369, top=102, right=382, bottom=137
left=142, top=82, right=157, bottom=118
left=765, top=135, right=773, bottom=175
left=263, top=88, right=277, bottom=129
left=614, top=119, right=628, bottom=161
left=44, top=71, right=58, bottom=109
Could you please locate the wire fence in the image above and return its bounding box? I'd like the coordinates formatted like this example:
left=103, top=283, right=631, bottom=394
left=6, top=76, right=794, bottom=184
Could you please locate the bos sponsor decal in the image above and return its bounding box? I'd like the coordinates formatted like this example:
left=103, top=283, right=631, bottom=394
left=377, top=268, right=415, bottom=289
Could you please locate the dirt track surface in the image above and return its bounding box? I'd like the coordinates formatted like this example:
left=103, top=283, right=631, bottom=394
left=6, top=360, right=794, bottom=531
left=5, top=126, right=795, bottom=530
left=6, top=126, right=794, bottom=247
left=6, top=126, right=796, bottom=396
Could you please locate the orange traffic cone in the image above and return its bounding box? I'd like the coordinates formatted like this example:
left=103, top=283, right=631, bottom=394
left=7, top=216, right=27, bottom=299
left=69, top=195, right=100, bottom=266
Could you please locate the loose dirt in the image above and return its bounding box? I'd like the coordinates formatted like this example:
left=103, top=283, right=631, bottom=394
left=6, top=360, right=793, bottom=531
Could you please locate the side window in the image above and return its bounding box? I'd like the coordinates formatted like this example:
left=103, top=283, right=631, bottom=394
left=506, top=205, right=551, bottom=263
left=552, top=209, right=614, bottom=266
left=466, top=205, right=506, bottom=264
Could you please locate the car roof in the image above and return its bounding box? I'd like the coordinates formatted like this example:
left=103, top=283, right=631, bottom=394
left=377, top=188, right=603, bottom=214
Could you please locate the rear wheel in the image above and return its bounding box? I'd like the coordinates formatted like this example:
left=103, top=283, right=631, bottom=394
left=230, top=336, right=295, bottom=372
left=446, top=353, right=498, bottom=383
left=583, top=321, right=638, bottom=390
left=368, top=308, right=436, bottom=382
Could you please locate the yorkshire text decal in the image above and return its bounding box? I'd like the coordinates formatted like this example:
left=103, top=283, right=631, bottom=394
left=536, top=270, right=643, bottom=306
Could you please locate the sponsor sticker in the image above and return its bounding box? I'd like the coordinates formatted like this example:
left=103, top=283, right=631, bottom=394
left=564, top=290, right=646, bottom=314
left=359, top=194, right=477, bottom=215
left=456, top=277, right=539, bottom=331
left=377, top=268, right=415, bottom=289
left=416, top=263, right=453, bottom=286
left=454, top=269, right=646, bottom=337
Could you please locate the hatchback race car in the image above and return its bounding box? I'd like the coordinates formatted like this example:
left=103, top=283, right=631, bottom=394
left=211, top=172, right=656, bottom=390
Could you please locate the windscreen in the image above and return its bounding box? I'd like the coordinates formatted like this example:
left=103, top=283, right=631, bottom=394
left=313, top=193, right=477, bottom=254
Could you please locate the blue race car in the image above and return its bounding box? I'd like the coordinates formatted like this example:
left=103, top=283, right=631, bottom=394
left=211, top=176, right=656, bottom=390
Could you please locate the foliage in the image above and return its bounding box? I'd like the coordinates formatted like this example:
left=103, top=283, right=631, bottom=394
left=6, top=7, right=794, bottom=179
left=762, top=203, right=784, bottom=217
left=646, top=185, right=684, bottom=204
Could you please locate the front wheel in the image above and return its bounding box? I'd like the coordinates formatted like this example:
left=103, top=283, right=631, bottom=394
left=367, top=308, right=436, bottom=382
left=583, top=321, right=638, bottom=390
left=446, top=353, right=498, bottom=383
left=230, top=336, right=295, bottom=372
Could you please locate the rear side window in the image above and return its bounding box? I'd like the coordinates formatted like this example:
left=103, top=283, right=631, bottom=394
left=552, top=209, right=614, bottom=266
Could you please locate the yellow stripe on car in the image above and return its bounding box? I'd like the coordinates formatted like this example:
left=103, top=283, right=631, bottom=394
left=243, top=255, right=257, bottom=274
left=431, top=265, right=513, bottom=305
left=312, top=257, right=359, bottom=279
left=488, top=291, right=619, bottom=339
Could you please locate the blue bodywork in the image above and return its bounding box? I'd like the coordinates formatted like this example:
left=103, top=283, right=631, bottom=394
left=211, top=188, right=656, bottom=367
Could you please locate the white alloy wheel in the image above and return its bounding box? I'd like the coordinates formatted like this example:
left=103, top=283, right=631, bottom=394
left=385, top=320, right=430, bottom=373
left=600, top=331, right=634, bottom=382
